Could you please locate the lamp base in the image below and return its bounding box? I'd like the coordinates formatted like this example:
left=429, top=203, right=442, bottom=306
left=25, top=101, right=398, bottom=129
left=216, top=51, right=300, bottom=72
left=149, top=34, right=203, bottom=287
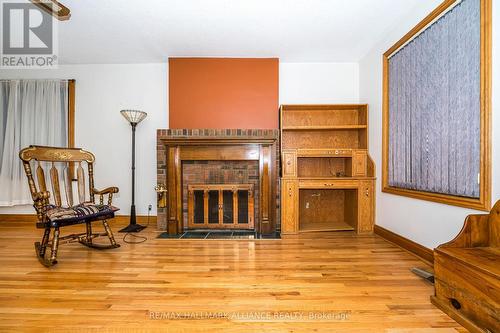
left=118, top=205, right=146, bottom=233
left=118, top=224, right=146, bottom=233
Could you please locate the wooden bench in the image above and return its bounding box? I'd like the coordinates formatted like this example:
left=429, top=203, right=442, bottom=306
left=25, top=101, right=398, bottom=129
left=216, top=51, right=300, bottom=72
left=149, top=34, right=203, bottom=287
left=431, top=200, right=500, bottom=333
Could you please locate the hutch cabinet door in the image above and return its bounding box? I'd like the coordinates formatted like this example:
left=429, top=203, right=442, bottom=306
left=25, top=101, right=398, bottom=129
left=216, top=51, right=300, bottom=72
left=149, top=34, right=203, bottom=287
left=352, top=151, right=367, bottom=177
left=281, top=179, right=298, bottom=234
left=282, top=150, right=297, bottom=178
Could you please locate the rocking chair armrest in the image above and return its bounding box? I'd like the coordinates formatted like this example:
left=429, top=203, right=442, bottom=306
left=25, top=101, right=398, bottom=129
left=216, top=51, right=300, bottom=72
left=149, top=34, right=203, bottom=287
left=93, top=187, right=119, bottom=206
left=93, top=187, right=119, bottom=195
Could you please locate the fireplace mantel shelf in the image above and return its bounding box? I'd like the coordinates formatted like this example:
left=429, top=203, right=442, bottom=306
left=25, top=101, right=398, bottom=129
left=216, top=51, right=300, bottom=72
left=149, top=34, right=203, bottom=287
left=159, top=137, right=277, bottom=145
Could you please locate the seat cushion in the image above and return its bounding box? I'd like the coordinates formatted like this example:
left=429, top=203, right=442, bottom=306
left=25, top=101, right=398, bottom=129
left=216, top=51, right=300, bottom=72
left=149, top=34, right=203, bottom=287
left=46, top=202, right=119, bottom=223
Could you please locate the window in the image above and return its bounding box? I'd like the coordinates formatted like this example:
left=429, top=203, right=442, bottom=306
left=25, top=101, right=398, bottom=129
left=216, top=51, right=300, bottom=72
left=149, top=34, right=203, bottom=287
left=382, top=0, right=491, bottom=211
left=0, top=79, right=75, bottom=206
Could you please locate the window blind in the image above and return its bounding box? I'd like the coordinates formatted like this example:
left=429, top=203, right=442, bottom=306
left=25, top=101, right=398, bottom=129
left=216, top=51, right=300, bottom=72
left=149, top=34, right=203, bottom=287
left=387, top=0, right=481, bottom=198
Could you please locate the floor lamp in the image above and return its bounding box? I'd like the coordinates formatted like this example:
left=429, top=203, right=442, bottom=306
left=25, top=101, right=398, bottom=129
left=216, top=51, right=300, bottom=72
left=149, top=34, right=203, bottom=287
left=119, top=109, right=148, bottom=233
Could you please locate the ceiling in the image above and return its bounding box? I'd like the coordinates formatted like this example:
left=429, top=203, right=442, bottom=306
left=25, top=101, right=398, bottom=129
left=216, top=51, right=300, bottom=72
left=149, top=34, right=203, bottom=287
left=57, top=0, right=424, bottom=64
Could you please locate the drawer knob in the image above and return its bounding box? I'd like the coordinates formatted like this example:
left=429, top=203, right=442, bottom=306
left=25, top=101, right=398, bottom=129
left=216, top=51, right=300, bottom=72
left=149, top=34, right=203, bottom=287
left=450, top=298, right=461, bottom=310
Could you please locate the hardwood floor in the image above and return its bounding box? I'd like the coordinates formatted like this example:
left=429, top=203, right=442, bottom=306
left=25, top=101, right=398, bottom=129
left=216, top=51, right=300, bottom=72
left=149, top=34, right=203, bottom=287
left=0, top=219, right=465, bottom=332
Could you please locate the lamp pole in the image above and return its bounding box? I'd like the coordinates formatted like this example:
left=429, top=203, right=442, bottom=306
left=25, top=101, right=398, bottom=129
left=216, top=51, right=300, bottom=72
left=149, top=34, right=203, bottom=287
left=130, top=122, right=137, bottom=225
left=119, top=110, right=147, bottom=233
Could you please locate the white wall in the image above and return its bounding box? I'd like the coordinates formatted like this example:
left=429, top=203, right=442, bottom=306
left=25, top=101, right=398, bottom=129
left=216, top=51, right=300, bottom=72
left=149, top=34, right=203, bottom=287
left=0, top=63, right=168, bottom=216
left=359, top=0, right=500, bottom=249
left=280, top=62, right=359, bottom=104
left=1, top=62, right=357, bottom=216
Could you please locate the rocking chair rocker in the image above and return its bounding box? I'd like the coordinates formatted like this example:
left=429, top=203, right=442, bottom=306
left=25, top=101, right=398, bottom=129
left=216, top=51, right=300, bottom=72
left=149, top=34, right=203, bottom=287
left=19, top=146, right=120, bottom=267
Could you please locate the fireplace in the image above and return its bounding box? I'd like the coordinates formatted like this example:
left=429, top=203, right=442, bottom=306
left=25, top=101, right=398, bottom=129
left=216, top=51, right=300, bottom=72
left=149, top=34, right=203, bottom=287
left=187, top=183, right=255, bottom=229
left=183, top=160, right=259, bottom=229
left=157, top=129, right=279, bottom=235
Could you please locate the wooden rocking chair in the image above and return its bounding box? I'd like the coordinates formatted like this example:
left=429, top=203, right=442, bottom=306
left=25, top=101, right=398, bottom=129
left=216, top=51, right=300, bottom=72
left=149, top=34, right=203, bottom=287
left=19, top=146, right=120, bottom=267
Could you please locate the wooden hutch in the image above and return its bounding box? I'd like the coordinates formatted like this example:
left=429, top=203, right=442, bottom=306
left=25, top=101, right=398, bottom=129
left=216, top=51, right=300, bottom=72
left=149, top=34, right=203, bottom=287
left=280, top=104, right=376, bottom=234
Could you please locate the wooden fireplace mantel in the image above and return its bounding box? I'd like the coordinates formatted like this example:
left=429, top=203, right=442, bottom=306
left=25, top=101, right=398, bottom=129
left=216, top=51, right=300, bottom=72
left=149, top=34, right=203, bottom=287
left=157, top=129, right=278, bottom=235
left=160, top=137, right=277, bottom=145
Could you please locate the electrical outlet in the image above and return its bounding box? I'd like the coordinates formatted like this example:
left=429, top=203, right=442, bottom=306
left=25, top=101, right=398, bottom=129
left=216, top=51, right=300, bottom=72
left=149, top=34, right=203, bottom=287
left=148, top=204, right=152, bottom=211
left=306, top=202, right=309, bottom=209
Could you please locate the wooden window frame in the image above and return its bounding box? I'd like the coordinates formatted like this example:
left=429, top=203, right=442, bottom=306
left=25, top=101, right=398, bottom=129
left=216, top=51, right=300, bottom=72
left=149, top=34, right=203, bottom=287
left=68, top=79, right=75, bottom=148
left=68, top=79, right=76, bottom=178
left=382, top=0, right=492, bottom=211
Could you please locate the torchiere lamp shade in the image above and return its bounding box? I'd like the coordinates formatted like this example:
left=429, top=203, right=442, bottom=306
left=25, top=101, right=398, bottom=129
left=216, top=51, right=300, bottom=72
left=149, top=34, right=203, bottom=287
left=120, top=110, right=147, bottom=125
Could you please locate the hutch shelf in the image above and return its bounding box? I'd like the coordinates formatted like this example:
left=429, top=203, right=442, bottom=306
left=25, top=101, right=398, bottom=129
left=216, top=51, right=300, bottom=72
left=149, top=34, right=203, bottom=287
left=280, top=104, right=376, bottom=234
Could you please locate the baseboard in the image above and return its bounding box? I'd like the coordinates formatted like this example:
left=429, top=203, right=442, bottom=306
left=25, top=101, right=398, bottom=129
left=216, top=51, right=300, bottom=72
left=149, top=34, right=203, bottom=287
left=0, top=214, right=38, bottom=222
left=374, top=225, right=434, bottom=265
left=113, top=215, right=157, bottom=225
left=0, top=214, right=157, bottom=225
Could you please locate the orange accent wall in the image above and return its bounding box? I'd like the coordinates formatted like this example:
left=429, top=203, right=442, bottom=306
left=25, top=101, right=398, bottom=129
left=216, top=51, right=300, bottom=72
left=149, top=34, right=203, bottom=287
left=169, top=58, right=279, bottom=129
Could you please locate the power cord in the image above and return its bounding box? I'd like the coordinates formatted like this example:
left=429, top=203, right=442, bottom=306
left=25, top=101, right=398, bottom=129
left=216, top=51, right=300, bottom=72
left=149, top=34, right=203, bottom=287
left=122, top=205, right=151, bottom=244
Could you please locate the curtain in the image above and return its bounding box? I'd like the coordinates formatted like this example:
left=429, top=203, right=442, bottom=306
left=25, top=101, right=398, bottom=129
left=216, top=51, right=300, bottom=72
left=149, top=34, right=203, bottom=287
left=388, top=0, right=480, bottom=198
left=0, top=80, right=68, bottom=206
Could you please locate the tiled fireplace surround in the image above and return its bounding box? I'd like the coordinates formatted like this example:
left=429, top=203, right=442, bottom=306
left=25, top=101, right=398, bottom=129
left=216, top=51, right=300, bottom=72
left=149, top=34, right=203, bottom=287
left=157, top=129, right=280, bottom=234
